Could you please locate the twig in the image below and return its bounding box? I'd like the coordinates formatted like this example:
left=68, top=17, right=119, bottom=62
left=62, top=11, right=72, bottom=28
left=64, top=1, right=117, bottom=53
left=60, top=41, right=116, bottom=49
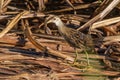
left=0, top=11, right=29, bottom=38
left=22, top=19, right=74, bottom=62
left=91, top=17, right=120, bottom=29
left=46, top=2, right=98, bottom=13
left=77, top=0, right=120, bottom=31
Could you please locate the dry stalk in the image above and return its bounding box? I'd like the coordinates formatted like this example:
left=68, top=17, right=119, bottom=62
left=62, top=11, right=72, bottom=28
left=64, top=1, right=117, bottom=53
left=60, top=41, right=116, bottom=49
left=91, top=17, right=120, bottom=29
left=21, top=19, right=74, bottom=62
left=0, top=11, right=30, bottom=38
left=77, top=0, right=120, bottom=31
left=46, top=2, right=98, bottom=13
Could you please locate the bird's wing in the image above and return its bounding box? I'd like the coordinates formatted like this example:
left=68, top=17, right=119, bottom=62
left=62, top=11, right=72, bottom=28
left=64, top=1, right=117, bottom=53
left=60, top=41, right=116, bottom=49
left=64, top=28, right=85, bottom=48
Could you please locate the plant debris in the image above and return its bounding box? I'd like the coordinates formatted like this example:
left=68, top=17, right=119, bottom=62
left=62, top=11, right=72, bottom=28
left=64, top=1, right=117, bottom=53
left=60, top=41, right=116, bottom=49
left=0, top=0, right=120, bottom=80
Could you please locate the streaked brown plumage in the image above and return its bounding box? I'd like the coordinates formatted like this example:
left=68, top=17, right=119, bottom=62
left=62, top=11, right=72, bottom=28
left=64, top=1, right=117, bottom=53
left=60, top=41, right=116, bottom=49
left=45, top=15, right=94, bottom=50
left=45, top=15, right=94, bottom=65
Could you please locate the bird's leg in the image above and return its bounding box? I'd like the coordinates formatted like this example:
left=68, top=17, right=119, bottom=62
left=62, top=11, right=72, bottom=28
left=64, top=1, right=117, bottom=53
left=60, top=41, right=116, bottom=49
left=73, top=48, right=78, bottom=64
left=84, top=49, right=90, bottom=66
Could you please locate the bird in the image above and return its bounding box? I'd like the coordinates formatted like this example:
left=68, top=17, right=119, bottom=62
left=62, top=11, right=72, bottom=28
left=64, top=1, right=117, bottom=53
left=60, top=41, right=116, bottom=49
left=45, top=15, right=94, bottom=66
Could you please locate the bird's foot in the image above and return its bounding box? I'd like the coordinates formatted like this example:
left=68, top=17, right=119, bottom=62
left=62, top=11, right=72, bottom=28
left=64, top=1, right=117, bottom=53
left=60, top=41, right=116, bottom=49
left=72, top=63, right=93, bottom=72
left=80, top=65, right=93, bottom=72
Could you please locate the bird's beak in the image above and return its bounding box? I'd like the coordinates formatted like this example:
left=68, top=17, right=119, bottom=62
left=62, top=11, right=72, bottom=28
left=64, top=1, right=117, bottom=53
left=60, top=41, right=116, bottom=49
left=46, top=19, right=53, bottom=24
left=44, top=15, right=54, bottom=25
left=44, top=19, right=53, bottom=29
left=44, top=17, right=53, bottom=25
left=44, top=15, right=54, bottom=29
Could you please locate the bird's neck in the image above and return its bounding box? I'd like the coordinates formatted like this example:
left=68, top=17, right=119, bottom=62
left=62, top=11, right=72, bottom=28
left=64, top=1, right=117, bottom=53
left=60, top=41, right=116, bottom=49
left=55, top=20, right=66, bottom=32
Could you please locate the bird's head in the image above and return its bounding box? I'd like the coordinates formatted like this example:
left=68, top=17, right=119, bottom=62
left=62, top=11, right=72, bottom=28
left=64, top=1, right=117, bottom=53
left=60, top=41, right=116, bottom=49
left=45, top=15, right=63, bottom=26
